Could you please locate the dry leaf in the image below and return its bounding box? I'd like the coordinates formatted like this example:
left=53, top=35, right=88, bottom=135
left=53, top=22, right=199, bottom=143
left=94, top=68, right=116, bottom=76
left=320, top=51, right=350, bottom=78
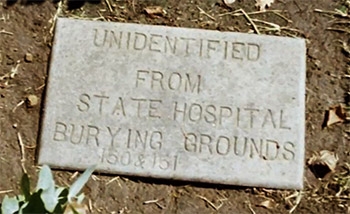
left=223, top=0, right=236, bottom=6
left=26, top=95, right=39, bottom=108
left=255, top=0, right=274, bottom=11
left=322, top=104, right=346, bottom=128
left=308, top=150, right=339, bottom=178
left=64, top=202, right=88, bottom=214
left=257, top=199, right=276, bottom=209
left=144, top=6, right=166, bottom=16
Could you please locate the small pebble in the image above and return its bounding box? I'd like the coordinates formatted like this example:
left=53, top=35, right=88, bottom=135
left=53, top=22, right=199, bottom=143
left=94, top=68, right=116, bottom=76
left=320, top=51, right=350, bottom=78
left=13, top=123, right=17, bottom=128
left=26, top=95, right=39, bottom=107
left=25, top=53, right=33, bottom=62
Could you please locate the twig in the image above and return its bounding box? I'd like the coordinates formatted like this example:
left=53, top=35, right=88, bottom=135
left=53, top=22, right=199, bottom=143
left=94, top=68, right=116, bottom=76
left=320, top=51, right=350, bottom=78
left=106, top=176, right=122, bottom=187
left=92, top=175, right=100, bottom=181
left=273, top=11, right=292, bottom=23
left=0, top=190, right=13, bottom=194
left=105, top=0, right=113, bottom=12
left=70, top=171, right=79, bottom=180
left=17, top=132, right=27, bottom=173
left=50, top=0, right=63, bottom=35
left=0, top=29, right=13, bottom=35
left=219, top=9, right=282, bottom=17
left=35, top=83, right=45, bottom=91
left=238, top=9, right=260, bottom=34
left=326, top=28, right=350, bottom=34
left=247, top=201, right=256, bottom=214
left=88, top=199, right=93, bottom=213
left=314, top=9, right=349, bottom=18
left=287, top=191, right=303, bottom=214
left=196, top=6, right=216, bottom=21
left=252, top=18, right=280, bottom=30
left=12, top=100, right=24, bottom=113
left=143, top=199, right=165, bottom=209
left=197, top=195, right=223, bottom=211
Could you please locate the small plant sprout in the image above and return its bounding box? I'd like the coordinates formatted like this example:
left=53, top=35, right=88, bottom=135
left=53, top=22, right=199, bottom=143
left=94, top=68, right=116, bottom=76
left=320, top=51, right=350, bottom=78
left=0, top=165, right=96, bottom=214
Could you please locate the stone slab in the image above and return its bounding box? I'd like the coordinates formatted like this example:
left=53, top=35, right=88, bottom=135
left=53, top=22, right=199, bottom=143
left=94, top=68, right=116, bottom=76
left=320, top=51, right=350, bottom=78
left=38, top=17, right=306, bottom=189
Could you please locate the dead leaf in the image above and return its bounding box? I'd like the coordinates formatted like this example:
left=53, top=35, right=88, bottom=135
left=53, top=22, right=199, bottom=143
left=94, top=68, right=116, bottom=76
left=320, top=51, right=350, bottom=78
left=308, top=150, right=339, bottom=178
left=322, top=104, right=346, bottom=128
left=257, top=199, right=276, bottom=209
left=255, top=0, right=274, bottom=11
left=144, top=6, right=166, bottom=16
left=223, top=0, right=236, bottom=6
left=26, top=95, right=39, bottom=107
left=64, top=202, right=88, bottom=214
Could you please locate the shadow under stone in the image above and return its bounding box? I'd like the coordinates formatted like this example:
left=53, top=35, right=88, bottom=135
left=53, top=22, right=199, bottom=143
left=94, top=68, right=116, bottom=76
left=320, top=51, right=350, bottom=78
left=5, top=0, right=101, bottom=8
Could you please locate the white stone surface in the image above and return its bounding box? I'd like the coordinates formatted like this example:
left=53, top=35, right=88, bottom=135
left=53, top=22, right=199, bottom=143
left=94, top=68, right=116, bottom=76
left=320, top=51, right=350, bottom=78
left=38, top=18, right=306, bottom=189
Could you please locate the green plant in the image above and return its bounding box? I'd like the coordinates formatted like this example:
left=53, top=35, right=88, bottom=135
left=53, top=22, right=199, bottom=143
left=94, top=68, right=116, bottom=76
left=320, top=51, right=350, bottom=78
left=0, top=165, right=95, bottom=214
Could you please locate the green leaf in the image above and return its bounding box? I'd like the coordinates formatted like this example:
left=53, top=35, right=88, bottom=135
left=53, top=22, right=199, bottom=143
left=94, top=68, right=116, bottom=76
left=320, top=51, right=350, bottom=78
left=36, top=165, right=54, bottom=191
left=21, top=190, right=47, bottom=214
left=57, top=187, right=69, bottom=205
left=68, top=165, right=96, bottom=202
left=20, top=174, right=31, bottom=201
left=1, top=195, right=19, bottom=214
left=36, top=165, right=59, bottom=212
left=76, top=193, right=85, bottom=204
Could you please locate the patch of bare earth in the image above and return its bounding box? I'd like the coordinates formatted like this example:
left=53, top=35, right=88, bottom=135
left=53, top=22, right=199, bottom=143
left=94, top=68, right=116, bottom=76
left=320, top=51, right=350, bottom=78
left=0, top=0, right=349, bottom=213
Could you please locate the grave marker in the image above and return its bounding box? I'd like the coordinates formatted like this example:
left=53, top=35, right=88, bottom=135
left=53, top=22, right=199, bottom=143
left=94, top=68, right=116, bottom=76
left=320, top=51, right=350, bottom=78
left=38, top=18, right=306, bottom=189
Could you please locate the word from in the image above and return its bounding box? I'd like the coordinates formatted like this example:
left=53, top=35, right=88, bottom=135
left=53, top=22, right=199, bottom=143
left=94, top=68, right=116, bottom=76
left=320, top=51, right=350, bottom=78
left=53, top=121, right=163, bottom=150
left=184, top=132, right=295, bottom=161
left=93, top=29, right=261, bottom=61
left=136, top=70, right=201, bottom=94
left=101, top=149, right=179, bottom=171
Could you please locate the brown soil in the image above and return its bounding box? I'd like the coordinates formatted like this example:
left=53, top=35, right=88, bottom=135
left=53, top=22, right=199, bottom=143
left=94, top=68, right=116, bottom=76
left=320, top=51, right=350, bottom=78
left=0, top=0, right=349, bottom=213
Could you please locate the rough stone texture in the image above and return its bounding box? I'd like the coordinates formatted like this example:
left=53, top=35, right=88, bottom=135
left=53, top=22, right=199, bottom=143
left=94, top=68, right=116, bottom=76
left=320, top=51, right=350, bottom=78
left=38, top=18, right=306, bottom=189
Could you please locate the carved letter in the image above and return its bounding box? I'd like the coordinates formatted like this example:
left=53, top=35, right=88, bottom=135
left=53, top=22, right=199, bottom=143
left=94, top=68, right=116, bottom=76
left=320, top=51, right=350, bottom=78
left=207, top=40, right=220, bottom=58
left=184, top=133, right=197, bottom=152
left=136, top=70, right=149, bottom=88
left=262, top=109, right=276, bottom=129
left=188, top=103, right=202, bottom=122
left=131, top=97, right=147, bottom=118
left=151, top=71, right=165, bottom=90
left=165, top=36, right=177, bottom=54
left=216, top=136, right=230, bottom=155
left=150, top=131, right=162, bottom=150
left=168, top=72, right=182, bottom=91
left=219, top=106, right=232, bottom=125
left=149, top=99, right=162, bottom=118
left=53, top=122, right=67, bottom=141
left=283, top=141, right=295, bottom=160
left=173, top=102, right=187, bottom=121
left=232, top=42, right=244, bottom=60
left=265, top=139, right=279, bottom=160
left=204, top=105, right=217, bottom=124
left=184, top=74, right=201, bottom=94
left=149, top=34, right=162, bottom=52
left=107, top=127, right=121, bottom=148
left=247, top=43, right=260, bottom=61
left=244, top=108, right=259, bottom=128
left=93, top=29, right=107, bottom=47
left=280, top=110, right=291, bottom=130
left=199, top=134, right=213, bottom=154
left=94, top=94, right=109, bottom=115
left=133, top=32, right=147, bottom=50
left=77, top=93, right=90, bottom=112
left=86, top=125, right=100, bottom=146
left=70, top=124, right=84, bottom=144
left=112, top=97, right=126, bottom=117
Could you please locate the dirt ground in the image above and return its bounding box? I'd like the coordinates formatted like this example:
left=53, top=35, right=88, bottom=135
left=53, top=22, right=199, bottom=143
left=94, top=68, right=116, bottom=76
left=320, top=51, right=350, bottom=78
left=0, top=0, right=349, bottom=213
